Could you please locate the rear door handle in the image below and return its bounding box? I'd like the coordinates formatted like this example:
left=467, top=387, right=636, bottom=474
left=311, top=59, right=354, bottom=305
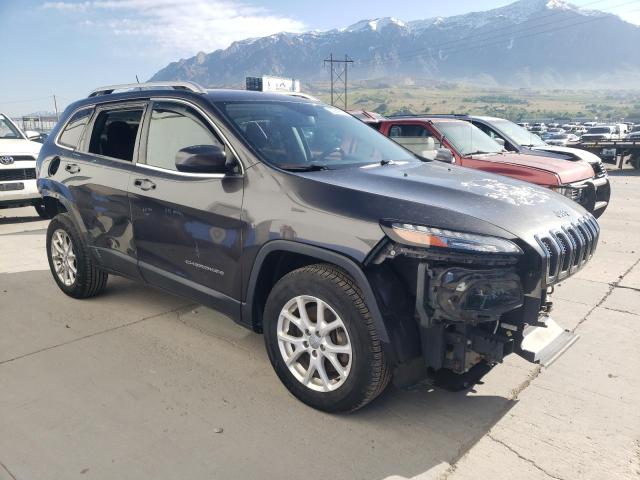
left=134, top=178, right=156, bottom=191
left=65, top=163, right=81, bottom=174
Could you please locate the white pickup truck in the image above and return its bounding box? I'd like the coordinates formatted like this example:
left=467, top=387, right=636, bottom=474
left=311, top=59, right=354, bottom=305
left=0, top=113, right=47, bottom=217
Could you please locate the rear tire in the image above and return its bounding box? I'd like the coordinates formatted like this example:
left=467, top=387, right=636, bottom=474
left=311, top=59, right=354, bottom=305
left=263, top=264, right=391, bottom=412
left=46, top=213, right=108, bottom=298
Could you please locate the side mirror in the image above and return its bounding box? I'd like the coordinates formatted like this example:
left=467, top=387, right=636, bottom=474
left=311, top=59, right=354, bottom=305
left=175, top=145, right=229, bottom=174
left=494, top=137, right=506, bottom=147
left=434, top=148, right=454, bottom=163
left=25, top=130, right=41, bottom=140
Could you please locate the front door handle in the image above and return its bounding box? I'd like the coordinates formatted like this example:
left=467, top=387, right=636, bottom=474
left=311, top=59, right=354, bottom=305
left=65, top=163, right=81, bottom=174
left=133, top=178, right=157, bottom=191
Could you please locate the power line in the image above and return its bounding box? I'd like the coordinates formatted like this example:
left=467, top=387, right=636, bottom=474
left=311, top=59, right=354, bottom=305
left=357, top=0, right=639, bottom=67
left=324, top=54, right=354, bottom=109
left=0, top=96, right=54, bottom=105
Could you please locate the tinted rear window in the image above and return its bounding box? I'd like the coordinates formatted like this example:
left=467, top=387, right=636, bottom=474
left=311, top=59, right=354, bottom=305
left=58, top=108, right=93, bottom=149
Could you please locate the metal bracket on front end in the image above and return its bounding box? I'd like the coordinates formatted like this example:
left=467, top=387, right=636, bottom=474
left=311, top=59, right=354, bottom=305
left=517, top=317, right=579, bottom=367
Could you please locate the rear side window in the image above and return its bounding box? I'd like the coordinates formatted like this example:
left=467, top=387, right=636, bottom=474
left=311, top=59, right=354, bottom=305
left=58, top=108, right=93, bottom=149
left=145, top=102, right=223, bottom=171
left=88, top=108, right=144, bottom=161
left=388, top=124, right=441, bottom=159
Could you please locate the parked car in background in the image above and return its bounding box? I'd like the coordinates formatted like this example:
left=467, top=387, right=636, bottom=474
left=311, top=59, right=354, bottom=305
left=373, top=116, right=605, bottom=215
left=517, top=122, right=530, bottom=130
left=37, top=82, right=598, bottom=412
left=624, top=125, right=640, bottom=141
left=0, top=112, right=49, bottom=218
left=530, top=123, right=547, bottom=136
left=371, top=114, right=610, bottom=217
left=546, top=133, right=580, bottom=146
left=582, top=126, right=617, bottom=142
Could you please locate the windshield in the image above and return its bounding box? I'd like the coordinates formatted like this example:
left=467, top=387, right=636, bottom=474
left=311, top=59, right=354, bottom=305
left=488, top=119, right=546, bottom=147
left=217, top=101, right=416, bottom=170
left=435, top=121, right=503, bottom=155
left=587, top=127, right=611, bottom=134
left=0, top=115, right=23, bottom=139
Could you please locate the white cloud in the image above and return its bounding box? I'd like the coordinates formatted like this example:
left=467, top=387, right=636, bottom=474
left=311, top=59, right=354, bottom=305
left=43, top=0, right=305, bottom=58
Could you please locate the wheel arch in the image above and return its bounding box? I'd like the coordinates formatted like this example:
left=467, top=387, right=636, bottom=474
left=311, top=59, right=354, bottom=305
left=242, top=240, right=396, bottom=364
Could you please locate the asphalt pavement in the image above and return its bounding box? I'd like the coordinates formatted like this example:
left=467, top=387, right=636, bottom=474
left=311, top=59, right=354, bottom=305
left=0, top=168, right=638, bottom=480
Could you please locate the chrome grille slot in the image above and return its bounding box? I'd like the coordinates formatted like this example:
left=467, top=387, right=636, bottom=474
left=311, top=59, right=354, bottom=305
left=536, top=216, right=600, bottom=286
left=0, top=168, right=36, bottom=182
left=576, top=223, right=592, bottom=261
left=554, top=231, right=573, bottom=275
left=567, top=226, right=585, bottom=268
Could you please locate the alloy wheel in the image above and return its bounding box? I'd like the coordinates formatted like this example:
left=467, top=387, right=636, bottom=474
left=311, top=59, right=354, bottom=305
left=277, top=295, right=353, bottom=392
left=51, top=229, right=77, bottom=287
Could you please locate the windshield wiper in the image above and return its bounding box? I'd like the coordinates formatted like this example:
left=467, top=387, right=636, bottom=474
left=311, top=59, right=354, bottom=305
left=279, top=163, right=329, bottom=172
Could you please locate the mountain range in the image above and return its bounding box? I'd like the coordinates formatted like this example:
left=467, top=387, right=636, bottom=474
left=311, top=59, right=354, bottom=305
left=150, top=0, right=640, bottom=88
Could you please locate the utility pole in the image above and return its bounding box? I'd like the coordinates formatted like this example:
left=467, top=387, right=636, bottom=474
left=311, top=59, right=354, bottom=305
left=323, top=54, right=353, bottom=110
left=53, top=95, right=59, bottom=121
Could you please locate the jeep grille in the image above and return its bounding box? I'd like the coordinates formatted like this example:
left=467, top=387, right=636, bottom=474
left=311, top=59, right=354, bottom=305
left=536, top=216, right=599, bottom=285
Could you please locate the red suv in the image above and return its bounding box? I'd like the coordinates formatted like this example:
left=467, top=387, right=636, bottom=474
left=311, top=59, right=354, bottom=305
left=370, top=116, right=599, bottom=213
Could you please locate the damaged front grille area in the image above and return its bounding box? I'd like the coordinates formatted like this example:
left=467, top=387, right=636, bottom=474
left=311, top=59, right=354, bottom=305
left=536, top=215, right=599, bottom=285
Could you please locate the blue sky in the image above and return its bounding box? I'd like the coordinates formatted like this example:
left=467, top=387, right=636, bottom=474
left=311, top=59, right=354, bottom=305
left=1, top=0, right=639, bottom=115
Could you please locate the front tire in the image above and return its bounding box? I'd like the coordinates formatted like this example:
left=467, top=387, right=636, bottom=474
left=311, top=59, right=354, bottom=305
left=263, top=264, right=391, bottom=412
left=46, top=213, right=108, bottom=298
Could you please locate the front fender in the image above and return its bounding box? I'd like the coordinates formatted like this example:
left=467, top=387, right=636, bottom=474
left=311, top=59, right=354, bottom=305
left=242, top=239, right=401, bottom=366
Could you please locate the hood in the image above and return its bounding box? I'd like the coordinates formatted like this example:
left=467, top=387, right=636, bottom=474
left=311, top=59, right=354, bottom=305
left=471, top=152, right=594, bottom=184
left=531, top=145, right=602, bottom=165
left=0, top=138, right=42, bottom=157
left=299, top=161, right=591, bottom=246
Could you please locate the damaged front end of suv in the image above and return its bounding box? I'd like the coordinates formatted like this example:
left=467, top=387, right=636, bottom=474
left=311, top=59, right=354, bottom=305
left=365, top=215, right=599, bottom=386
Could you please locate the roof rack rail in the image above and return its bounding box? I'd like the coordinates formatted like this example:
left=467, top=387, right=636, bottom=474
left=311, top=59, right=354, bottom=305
left=88, top=81, right=207, bottom=98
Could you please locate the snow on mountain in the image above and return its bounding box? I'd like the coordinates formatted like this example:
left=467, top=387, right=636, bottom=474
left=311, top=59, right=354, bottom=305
left=150, top=0, right=640, bottom=88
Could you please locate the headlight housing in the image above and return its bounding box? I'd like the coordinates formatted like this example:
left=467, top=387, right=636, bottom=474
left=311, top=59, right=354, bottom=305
left=384, top=223, right=522, bottom=254
left=551, top=186, right=582, bottom=202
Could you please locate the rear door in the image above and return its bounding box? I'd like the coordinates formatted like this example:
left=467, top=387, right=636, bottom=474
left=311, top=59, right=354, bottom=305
left=65, top=102, right=147, bottom=279
left=129, top=99, right=244, bottom=317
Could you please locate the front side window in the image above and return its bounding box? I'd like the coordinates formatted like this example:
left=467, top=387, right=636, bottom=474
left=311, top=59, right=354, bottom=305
left=0, top=114, right=23, bottom=139
left=388, top=124, right=441, bottom=159
left=59, top=108, right=93, bottom=149
left=146, top=103, right=223, bottom=171
left=217, top=101, right=416, bottom=170
left=485, top=119, right=545, bottom=147
left=88, top=107, right=144, bottom=161
left=434, top=121, right=503, bottom=156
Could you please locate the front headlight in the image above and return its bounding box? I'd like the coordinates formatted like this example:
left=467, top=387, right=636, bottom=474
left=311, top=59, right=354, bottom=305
left=551, top=186, right=582, bottom=201
left=385, top=223, right=523, bottom=254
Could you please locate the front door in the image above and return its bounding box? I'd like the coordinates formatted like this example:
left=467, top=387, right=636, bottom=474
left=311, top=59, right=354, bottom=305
left=129, top=99, right=244, bottom=318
